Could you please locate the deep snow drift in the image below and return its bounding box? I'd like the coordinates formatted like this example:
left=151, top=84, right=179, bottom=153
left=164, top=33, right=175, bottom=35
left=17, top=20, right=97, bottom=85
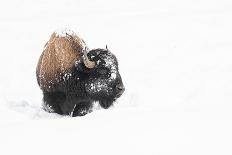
left=0, top=0, right=232, bottom=154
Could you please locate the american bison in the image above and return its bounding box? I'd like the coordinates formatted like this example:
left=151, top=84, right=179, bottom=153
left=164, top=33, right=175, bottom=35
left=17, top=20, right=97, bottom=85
left=36, top=29, right=125, bottom=116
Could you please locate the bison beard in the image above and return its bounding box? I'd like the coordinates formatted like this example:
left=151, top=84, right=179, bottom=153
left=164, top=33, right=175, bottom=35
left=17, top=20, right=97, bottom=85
left=37, top=30, right=124, bottom=116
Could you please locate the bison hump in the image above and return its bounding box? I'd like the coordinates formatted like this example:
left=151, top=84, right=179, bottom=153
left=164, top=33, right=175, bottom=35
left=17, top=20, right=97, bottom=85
left=36, top=30, right=87, bottom=92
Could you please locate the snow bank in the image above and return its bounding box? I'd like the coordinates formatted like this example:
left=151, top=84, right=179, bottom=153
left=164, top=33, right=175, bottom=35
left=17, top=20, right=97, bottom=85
left=0, top=0, right=232, bottom=154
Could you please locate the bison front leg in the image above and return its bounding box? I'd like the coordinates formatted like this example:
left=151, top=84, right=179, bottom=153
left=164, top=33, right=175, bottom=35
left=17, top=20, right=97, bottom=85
left=71, top=101, right=93, bottom=117
left=59, top=96, right=93, bottom=117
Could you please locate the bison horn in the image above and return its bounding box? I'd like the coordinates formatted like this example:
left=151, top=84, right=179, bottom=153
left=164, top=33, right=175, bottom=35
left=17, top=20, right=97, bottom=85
left=106, top=45, right=108, bottom=50
left=82, top=47, right=96, bottom=69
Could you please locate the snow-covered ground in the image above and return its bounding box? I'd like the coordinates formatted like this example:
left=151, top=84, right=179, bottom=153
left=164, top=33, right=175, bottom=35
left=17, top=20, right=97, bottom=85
left=0, top=0, right=232, bottom=154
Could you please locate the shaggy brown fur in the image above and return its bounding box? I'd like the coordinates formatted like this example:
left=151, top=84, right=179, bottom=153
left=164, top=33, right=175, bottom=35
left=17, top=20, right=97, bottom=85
left=36, top=32, right=86, bottom=92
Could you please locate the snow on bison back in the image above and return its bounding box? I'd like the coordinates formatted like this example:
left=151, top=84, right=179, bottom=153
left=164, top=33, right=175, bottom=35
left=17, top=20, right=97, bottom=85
left=36, top=29, right=125, bottom=116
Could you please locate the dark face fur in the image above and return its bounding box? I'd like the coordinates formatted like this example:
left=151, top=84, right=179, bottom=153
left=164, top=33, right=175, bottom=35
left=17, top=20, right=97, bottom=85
left=83, top=48, right=125, bottom=108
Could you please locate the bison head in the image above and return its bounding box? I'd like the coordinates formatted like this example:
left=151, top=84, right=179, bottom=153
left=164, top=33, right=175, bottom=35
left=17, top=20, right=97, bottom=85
left=77, top=47, right=125, bottom=109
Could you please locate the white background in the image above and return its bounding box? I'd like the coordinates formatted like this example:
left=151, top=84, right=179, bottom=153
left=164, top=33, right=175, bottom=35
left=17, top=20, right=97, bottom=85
left=0, top=0, right=232, bottom=154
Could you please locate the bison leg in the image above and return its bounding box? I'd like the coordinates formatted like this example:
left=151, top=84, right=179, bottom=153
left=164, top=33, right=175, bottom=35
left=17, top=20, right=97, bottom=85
left=72, top=101, right=93, bottom=117
left=43, top=91, right=66, bottom=115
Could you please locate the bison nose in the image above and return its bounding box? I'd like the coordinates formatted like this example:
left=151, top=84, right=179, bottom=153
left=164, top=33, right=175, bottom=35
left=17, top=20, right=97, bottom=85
left=116, top=83, right=125, bottom=98
left=116, top=84, right=125, bottom=91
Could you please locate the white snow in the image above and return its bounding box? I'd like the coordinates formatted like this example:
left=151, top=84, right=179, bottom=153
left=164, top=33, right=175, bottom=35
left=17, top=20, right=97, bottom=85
left=55, top=28, right=75, bottom=37
left=0, top=0, right=232, bottom=154
left=104, top=53, right=118, bottom=80
left=54, top=27, right=87, bottom=49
